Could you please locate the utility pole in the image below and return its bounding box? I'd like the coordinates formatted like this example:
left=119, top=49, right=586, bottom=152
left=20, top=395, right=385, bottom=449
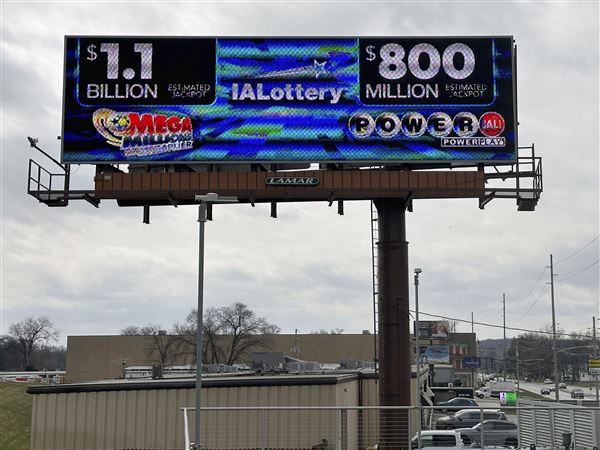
left=549, top=254, right=559, bottom=402
left=503, top=293, right=506, bottom=381
left=594, top=316, right=599, bottom=404
left=516, top=339, right=520, bottom=394
left=471, top=312, right=475, bottom=388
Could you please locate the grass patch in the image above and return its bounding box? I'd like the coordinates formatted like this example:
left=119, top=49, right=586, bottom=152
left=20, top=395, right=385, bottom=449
left=0, top=382, right=33, bottom=450
left=518, top=388, right=549, bottom=401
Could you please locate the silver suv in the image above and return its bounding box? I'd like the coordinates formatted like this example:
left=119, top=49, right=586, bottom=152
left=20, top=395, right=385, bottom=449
left=457, top=419, right=518, bottom=447
left=436, top=409, right=507, bottom=429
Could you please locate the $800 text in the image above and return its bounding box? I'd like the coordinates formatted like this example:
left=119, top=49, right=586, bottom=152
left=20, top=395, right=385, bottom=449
left=365, top=43, right=476, bottom=81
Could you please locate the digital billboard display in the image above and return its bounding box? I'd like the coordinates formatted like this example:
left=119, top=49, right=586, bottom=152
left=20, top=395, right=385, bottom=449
left=463, top=356, right=480, bottom=368
left=62, top=36, right=516, bottom=164
left=415, top=320, right=450, bottom=339
left=419, top=345, right=450, bottom=364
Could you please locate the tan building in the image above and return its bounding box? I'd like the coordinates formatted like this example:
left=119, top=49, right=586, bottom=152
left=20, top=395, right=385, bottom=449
left=66, top=332, right=477, bottom=384
left=66, top=333, right=376, bottom=383
left=28, top=371, right=429, bottom=450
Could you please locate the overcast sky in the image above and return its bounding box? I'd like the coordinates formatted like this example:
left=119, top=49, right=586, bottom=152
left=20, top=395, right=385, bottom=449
left=1, top=1, right=598, bottom=348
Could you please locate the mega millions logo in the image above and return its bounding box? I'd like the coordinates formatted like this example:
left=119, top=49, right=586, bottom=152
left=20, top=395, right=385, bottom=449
left=92, top=109, right=194, bottom=157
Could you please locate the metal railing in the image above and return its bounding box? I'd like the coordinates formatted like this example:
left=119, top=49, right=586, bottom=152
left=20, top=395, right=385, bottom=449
left=180, top=404, right=600, bottom=450
left=27, top=158, right=69, bottom=205
left=481, top=144, right=543, bottom=211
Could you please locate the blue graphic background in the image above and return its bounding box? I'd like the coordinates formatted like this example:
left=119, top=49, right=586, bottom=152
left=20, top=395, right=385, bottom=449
left=62, top=37, right=516, bottom=164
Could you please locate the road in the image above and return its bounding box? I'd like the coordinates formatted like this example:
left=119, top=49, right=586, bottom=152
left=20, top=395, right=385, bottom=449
left=517, top=380, right=597, bottom=401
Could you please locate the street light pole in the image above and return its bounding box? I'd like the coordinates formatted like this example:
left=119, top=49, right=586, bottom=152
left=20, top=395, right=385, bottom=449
left=503, top=293, right=506, bottom=382
left=414, top=268, right=422, bottom=449
left=193, top=201, right=207, bottom=450
left=192, top=193, right=237, bottom=450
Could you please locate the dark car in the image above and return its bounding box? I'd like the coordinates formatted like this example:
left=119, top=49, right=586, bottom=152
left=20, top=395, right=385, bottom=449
left=436, top=397, right=478, bottom=413
left=571, top=388, right=584, bottom=399
left=540, top=387, right=550, bottom=395
left=457, top=419, right=519, bottom=447
left=435, top=409, right=506, bottom=430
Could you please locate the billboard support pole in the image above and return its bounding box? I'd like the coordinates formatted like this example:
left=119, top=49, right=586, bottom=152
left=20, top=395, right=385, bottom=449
left=375, top=198, right=410, bottom=450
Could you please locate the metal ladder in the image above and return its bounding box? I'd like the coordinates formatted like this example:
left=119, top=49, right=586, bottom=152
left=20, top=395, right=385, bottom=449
left=370, top=200, right=379, bottom=374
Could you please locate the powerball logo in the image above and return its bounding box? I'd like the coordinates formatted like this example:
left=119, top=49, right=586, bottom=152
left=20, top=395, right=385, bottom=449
left=92, top=109, right=194, bottom=157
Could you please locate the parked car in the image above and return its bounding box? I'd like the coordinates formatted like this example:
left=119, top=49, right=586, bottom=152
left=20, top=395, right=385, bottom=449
left=436, top=397, right=478, bottom=413
left=540, top=387, right=550, bottom=395
left=436, top=409, right=506, bottom=430
left=410, top=430, right=464, bottom=449
left=549, top=386, right=557, bottom=392
left=457, top=419, right=519, bottom=448
left=571, top=388, right=585, bottom=399
left=558, top=382, right=567, bottom=389
left=544, top=378, right=553, bottom=384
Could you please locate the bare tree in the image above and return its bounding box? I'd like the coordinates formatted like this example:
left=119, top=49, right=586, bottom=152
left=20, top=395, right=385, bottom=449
left=310, top=328, right=345, bottom=334
left=448, top=320, right=459, bottom=333
left=218, top=302, right=280, bottom=365
left=120, top=324, right=163, bottom=336
left=176, top=302, right=280, bottom=366
left=8, top=316, right=58, bottom=370
left=120, top=323, right=177, bottom=366
left=174, top=308, right=224, bottom=364
left=120, top=325, right=144, bottom=336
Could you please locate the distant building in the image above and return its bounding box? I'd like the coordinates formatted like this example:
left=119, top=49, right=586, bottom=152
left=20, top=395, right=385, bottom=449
left=65, top=332, right=476, bottom=385
left=65, top=334, right=375, bottom=383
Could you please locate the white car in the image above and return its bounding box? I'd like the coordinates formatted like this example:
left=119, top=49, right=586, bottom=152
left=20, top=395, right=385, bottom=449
left=411, top=430, right=464, bottom=449
left=544, top=378, right=553, bottom=384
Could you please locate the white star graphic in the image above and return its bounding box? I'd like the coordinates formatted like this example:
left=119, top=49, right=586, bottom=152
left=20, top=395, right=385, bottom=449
left=314, top=60, right=327, bottom=79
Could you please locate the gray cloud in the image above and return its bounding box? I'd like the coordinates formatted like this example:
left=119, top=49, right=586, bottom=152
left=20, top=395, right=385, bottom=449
left=1, top=2, right=598, bottom=345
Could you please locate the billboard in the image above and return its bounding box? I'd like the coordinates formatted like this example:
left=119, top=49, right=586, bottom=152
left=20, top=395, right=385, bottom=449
left=589, top=358, right=600, bottom=375
left=463, top=356, right=480, bottom=368
left=420, top=345, right=450, bottom=364
left=62, top=36, right=516, bottom=164
left=415, top=320, right=450, bottom=339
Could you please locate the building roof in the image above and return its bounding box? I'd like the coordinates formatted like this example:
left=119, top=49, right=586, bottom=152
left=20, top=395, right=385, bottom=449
left=28, top=371, right=364, bottom=395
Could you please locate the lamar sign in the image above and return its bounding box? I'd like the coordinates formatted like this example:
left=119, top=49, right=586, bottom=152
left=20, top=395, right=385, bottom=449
left=265, top=177, right=319, bottom=186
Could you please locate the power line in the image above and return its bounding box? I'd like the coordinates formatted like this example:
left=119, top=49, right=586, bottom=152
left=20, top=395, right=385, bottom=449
left=555, top=259, right=599, bottom=281
left=414, top=310, right=586, bottom=338
left=508, top=283, right=550, bottom=320
left=477, top=305, right=503, bottom=322
left=555, top=235, right=599, bottom=265
left=509, top=266, right=548, bottom=307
